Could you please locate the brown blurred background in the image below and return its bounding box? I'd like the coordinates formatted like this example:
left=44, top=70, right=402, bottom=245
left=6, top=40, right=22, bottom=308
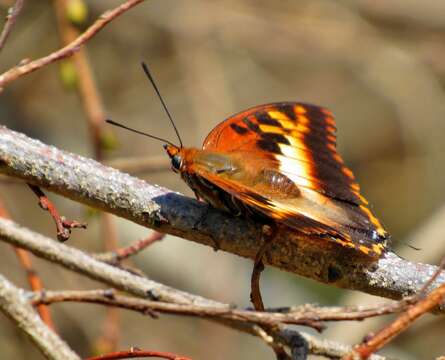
left=1, top=0, right=445, bottom=359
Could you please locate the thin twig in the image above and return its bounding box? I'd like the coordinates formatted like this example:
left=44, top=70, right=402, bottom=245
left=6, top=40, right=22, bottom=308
left=30, top=289, right=409, bottom=330
left=0, top=0, right=145, bottom=89
left=28, top=183, right=86, bottom=241
left=418, top=257, right=445, bottom=295
left=0, top=0, right=24, bottom=53
left=85, top=348, right=191, bottom=360
left=12, top=247, right=55, bottom=328
left=0, top=274, right=80, bottom=360
left=95, top=232, right=165, bottom=264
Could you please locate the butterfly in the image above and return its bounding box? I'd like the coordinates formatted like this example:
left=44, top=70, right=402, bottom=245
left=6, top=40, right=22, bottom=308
left=107, top=63, right=389, bottom=311
left=164, top=102, right=389, bottom=258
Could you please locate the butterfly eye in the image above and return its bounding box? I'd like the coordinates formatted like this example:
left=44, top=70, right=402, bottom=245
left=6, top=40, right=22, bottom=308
left=171, top=154, right=183, bottom=172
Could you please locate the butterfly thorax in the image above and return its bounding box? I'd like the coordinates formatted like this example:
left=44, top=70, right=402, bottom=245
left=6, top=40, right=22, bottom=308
left=174, top=148, right=258, bottom=214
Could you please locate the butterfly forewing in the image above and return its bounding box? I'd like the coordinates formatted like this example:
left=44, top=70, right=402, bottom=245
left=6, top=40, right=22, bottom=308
left=204, top=103, right=364, bottom=204
left=187, top=102, right=388, bottom=256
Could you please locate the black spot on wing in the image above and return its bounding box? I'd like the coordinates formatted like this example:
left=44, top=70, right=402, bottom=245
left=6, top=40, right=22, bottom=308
left=242, top=117, right=261, bottom=133
left=260, top=132, right=290, bottom=145
left=303, top=129, right=336, bottom=148
left=244, top=190, right=272, bottom=205
left=230, top=123, right=249, bottom=135
left=298, top=105, right=363, bottom=206
left=279, top=104, right=296, bottom=121
left=302, top=103, right=336, bottom=129
left=256, top=112, right=282, bottom=127
left=257, top=139, right=281, bottom=154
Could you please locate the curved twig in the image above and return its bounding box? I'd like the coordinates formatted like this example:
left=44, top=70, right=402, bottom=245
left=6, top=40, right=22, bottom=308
left=0, top=0, right=25, bottom=53
left=0, top=0, right=145, bottom=89
left=29, top=289, right=406, bottom=328
left=85, top=348, right=191, bottom=360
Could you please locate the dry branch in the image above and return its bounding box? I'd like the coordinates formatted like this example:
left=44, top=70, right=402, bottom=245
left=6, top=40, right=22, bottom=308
left=0, top=274, right=79, bottom=360
left=85, top=348, right=191, bottom=360
left=95, top=232, right=165, bottom=264
left=0, top=217, right=386, bottom=359
left=0, top=0, right=25, bottom=53
left=0, top=0, right=145, bottom=89
left=1, top=126, right=444, bottom=310
left=29, top=289, right=406, bottom=328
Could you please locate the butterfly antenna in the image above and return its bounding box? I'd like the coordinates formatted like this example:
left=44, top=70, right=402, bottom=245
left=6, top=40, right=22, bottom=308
left=105, top=119, right=177, bottom=147
left=141, top=62, right=183, bottom=148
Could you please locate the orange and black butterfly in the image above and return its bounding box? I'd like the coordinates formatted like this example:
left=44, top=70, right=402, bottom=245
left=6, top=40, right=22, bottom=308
left=164, top=102, right=389, bottom=257
left=107, top=64, right=389, bottom=259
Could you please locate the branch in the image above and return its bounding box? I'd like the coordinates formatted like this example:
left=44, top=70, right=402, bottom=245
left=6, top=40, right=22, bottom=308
left=0, top=0, right=24, bottom=53
left=1, top=126, right=444, bottom=309
left=0, top=0, right=145, bottom=89
left=344, top=259, right=445, bottom=359
left=86, top=349, right=191, bottom=360
left=29, top=289, right=406, bottom=329
left=85, top=348, right=191, bottom=360
left=0, top=274, right=79, bottom=360
left=95, top=232, right=165, bottom=264
left=0, top=217, right=386, bottom=359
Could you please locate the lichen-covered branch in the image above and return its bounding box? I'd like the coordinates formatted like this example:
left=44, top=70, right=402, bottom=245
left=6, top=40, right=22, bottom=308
left=0, top=274, right=80, bottom=360
left=0, top=125, right=444, bottom=309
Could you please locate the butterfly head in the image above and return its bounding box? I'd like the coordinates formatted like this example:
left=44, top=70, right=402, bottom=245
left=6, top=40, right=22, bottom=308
left=164, top=144, right=183, bottom=173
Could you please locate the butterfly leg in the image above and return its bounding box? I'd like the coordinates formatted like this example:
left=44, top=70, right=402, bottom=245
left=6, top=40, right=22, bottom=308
left=250, top=224, right=276, bottom=311
left=250, top=225, right=293, bottom=359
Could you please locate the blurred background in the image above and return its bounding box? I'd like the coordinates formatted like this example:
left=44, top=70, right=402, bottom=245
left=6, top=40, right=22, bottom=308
left=1, top=0, right=445, bottom=359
